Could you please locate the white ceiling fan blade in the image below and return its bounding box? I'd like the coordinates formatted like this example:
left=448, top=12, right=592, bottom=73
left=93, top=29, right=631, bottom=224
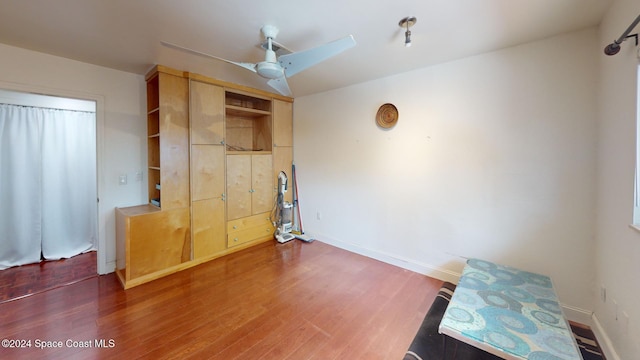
left=267, top=77, right=292, bottom=97
left=161, top=41, right=257, bottom=73
left=278, top=35, right=356, bottom=78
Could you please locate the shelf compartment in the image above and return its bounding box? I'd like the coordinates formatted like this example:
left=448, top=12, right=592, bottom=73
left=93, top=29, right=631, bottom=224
left=225, top=105, right=271, bottom=117
left=225, top=91, right=272, bottom=153
left=148, top=167, right=160, bottom=204
left=146, top=74, right=160, bottom=111
left=225, top=91, right=271, bottom=112
left=148, top=111, right=160, bottom=136
left=148, top=137, right=160, bottom=168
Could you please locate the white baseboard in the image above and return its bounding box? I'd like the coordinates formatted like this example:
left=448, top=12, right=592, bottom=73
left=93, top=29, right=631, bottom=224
left=562, top=304, right=593, bottom=327
left=316, top=234, right=595, bottom=324
left=316, top=235, right=461, bottom=284
left=100, top=260, right=116, bottom=275
left=592, top=314, right=621, bottom=360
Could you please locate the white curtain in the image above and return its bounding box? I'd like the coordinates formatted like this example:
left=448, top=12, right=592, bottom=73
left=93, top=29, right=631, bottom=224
left=0, top=103, right=97, bottom=270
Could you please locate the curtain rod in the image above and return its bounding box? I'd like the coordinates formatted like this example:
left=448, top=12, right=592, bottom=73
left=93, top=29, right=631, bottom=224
left=604, top=14, right=640, bottom=56
left=0, top=102, right=95, bottom=114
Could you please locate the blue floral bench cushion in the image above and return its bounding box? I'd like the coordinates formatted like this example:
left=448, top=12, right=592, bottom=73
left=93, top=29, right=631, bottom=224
left=438, top=259, right=582, bottom=360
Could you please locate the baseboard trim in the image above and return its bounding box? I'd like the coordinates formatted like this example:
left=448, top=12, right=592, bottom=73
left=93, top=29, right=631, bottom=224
left=561, top=304, right=593, bottom=326
left=316, top=234, right=594, bottom=325
left=101, top=260, right=116, bottom=275
left=316, top=235, right=460, bottom=284
left=591, top=314, right=621, bottom=360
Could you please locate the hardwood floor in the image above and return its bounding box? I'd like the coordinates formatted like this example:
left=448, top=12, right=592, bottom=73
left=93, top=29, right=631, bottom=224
left=0, top=251, right=97, bottom=303
left=0, top=240, right=442, bottom=359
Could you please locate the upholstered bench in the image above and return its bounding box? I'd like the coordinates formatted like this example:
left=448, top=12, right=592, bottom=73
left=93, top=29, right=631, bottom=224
left=404, top=282, right=501, bottom=360
left=438, top=259, right=582, bottom=360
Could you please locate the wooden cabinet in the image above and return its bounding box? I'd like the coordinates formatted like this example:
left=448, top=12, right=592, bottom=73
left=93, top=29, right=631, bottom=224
left=226, top=154, right=251, bottom=220
left=272, top=99, right=294, bottom=203
left=227, top=212, right=273, bottom=248
left=146, top=70, right=189, bottom=210
left=116, top=65, right=292, bottom=289
left=116, top=66, right=192, bottom=289
left=273, top=146, right=293, bottom=203
left=190, top=80, right=224, bottom=145
left=191, top=145, right=226, bottom=259
left=189, top=80, right=227, bottom=260
left=225, top=91, right=272, bottom=152
left=192, top=198, right=226, bottom=258
left=251, top=155, right=273, bottom=215
left=226, top=154, right=273, bottom=220
left=191, top=145, right=225, bottom=200
left=224, top=90, right=276, bottom=246
left=115, top=205, right=190, bottom=289
left=273, top=99, right=293, bottom=147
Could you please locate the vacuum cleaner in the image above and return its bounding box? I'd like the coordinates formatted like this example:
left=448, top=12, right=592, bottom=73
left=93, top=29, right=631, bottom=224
left=273, top=171, right=295, bottom=243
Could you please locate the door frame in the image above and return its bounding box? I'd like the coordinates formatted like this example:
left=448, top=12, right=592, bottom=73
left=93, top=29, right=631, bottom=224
left=0, top=82, right=106, bottom=274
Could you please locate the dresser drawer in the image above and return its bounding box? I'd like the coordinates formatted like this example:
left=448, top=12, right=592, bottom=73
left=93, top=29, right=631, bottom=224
left=227, top=212, right=274, bottom=248
left=227, top=212, right=272, bottom=233
left=227, top=225, right=274, bottom=247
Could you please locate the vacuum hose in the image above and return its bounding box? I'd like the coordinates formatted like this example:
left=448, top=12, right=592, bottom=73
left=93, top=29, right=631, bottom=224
left=278, top=171, right=288, bottom=194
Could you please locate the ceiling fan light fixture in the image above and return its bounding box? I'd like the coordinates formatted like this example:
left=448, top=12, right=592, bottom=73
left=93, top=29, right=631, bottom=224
left=256, top=61, right=284, bottom=79
left=399, top=16, right=417, bottom=47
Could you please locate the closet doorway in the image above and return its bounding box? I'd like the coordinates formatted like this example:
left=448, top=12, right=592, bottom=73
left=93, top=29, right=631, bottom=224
left=0, top=89, right=98, bottom=273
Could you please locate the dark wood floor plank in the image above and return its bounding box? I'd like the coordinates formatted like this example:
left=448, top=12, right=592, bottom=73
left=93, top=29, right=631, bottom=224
left=0, top=251, right=97, bottom=303
left=0, top=240, right=443, bottom=359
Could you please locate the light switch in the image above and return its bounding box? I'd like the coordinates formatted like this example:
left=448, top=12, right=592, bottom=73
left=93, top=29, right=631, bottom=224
left=119, top=174, right=127, bottom=185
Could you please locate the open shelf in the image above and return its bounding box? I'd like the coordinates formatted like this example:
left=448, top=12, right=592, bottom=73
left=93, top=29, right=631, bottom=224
left=148, top=167, right=160, bottom=206
left=226, top=150, right=272, bottom=155
left=225, top=91, right=271, bottom=111
left=146, top=74, right=159, bottom=111
left=148, top=137, right=160, bottom=168
left=225, top=91, right=272, bottom=152
left=147, top=73, right=161, bottom=206
left=225, top=105, right=271, bottom=117
left=148, top=110, right=160, bottom=136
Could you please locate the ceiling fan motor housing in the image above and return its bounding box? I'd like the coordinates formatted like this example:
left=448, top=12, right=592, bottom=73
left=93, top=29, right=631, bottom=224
left=256, top=62, right=284, bottom=79
left=256, top=49, right=284, bottom=79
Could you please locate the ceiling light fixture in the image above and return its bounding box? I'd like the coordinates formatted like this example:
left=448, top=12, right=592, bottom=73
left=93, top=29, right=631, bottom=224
left=399, top=16, right=417, bottom=47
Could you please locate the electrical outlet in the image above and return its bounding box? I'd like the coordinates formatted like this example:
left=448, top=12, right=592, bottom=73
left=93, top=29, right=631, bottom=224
left=135, top=171, right=143, bottom=181
left=316, top=211, right=322, bottom=220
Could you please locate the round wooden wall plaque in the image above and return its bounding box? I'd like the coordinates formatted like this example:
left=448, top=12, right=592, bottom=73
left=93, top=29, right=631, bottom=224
left=376, top=103, right=398, bottom=129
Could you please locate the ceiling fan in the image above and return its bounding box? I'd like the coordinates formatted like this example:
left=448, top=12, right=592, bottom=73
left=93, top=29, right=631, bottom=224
left=161, top=25, right=356, bottom=96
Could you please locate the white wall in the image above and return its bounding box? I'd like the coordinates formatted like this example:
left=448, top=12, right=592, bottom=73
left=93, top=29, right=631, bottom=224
left=595, top=0, right=640, bottom=359
left=0, top=43, right=147, bottom=274
left=294, top=29, right=598, bottom=321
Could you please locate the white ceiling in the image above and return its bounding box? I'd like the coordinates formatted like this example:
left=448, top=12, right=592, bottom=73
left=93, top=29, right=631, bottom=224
left=0, top=0, right=612, bottom=97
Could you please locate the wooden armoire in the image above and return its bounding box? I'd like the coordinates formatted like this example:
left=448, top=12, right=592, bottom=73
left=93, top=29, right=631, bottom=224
left=115, top=65, right=293, bottom=289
